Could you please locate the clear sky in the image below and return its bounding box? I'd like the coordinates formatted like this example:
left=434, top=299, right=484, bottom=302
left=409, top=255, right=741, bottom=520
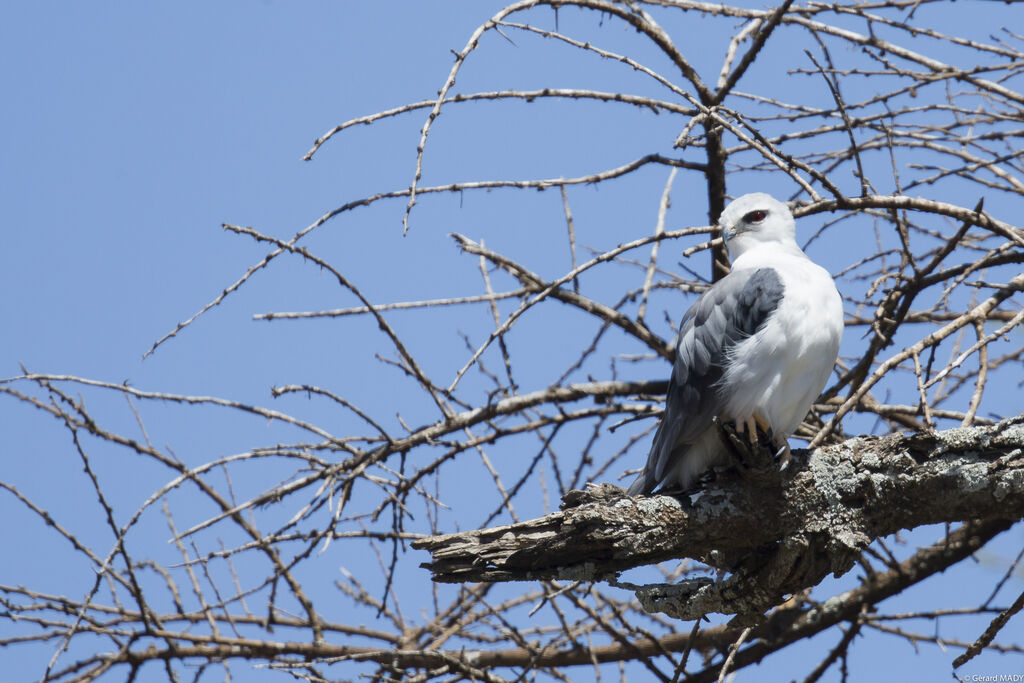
left=2, top=3, right=1022, bottom=682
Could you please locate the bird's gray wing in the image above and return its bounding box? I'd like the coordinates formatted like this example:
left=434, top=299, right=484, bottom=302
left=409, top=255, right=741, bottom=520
left=628, top=268, right=784, bottom=495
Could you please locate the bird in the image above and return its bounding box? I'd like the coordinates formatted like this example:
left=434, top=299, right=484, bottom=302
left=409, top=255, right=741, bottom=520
left=627, top=193, right=844, bottom=496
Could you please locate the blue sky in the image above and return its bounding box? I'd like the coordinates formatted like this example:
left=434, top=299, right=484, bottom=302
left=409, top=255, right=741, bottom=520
left=2, top=2, right=1022, bottom=681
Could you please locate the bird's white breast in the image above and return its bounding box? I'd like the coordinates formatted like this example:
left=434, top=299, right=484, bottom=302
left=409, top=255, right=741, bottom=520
left=721, top=247, right=843, bottom=436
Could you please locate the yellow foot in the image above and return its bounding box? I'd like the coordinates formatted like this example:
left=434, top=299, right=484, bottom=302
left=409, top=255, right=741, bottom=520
left=733, top=415, right=759, bottom=444
left=734, top=413, right=772, bottom=445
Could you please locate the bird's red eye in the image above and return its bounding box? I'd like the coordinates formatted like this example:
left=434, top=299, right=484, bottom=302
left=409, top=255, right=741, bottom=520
left=744, top=210, right=767, bottom=223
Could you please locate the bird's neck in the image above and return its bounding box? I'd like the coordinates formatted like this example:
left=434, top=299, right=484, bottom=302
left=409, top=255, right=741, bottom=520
left=730, top=241, right=808, bottom=269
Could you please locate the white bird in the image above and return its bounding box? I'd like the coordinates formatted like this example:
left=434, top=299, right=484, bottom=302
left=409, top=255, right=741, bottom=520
left=628, top=193, right=844, bottom=495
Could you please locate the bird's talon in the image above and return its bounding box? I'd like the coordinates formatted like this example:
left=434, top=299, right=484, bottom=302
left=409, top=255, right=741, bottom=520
left=775, top=440, right=792, bottom=469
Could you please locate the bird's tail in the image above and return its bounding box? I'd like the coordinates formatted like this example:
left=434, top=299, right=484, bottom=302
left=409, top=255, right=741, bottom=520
left=626, top=417, right=677, bottom=496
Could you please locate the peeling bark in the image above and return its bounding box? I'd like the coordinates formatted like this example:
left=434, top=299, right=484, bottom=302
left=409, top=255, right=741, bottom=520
left=413, top=417, right=1024, bottom=617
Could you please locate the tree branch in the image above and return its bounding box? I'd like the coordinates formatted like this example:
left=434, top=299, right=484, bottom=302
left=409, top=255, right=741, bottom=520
left=414, top=417, right=1024, bottom=617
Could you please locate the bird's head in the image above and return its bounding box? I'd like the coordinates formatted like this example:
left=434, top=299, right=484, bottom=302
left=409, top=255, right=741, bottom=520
left=718, top=193, right=798, bottom=260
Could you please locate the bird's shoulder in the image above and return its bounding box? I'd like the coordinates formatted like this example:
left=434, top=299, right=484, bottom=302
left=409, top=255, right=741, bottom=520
left=681, top=266, right=785, bottom=331
left=671, top=267, right=784, bottom=384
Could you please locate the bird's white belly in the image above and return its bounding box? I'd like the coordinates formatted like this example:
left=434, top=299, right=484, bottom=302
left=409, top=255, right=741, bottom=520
left=720, top=261, right=842, bottom=436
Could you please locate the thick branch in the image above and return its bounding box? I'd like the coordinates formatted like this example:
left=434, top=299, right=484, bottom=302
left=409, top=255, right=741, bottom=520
left=414, top=418, right=1024, bottom=614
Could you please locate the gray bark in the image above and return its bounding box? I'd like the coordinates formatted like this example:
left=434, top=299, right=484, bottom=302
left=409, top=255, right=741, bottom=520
left=413, top=417, right=1024, bottom=619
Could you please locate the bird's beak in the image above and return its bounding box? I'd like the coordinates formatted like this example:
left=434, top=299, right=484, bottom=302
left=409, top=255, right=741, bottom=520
left=721, top=222, right=752, bottom=242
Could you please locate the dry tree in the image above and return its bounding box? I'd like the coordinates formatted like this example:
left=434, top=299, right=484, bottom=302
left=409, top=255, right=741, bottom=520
left=3, top=1, right=1023, bottom=681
